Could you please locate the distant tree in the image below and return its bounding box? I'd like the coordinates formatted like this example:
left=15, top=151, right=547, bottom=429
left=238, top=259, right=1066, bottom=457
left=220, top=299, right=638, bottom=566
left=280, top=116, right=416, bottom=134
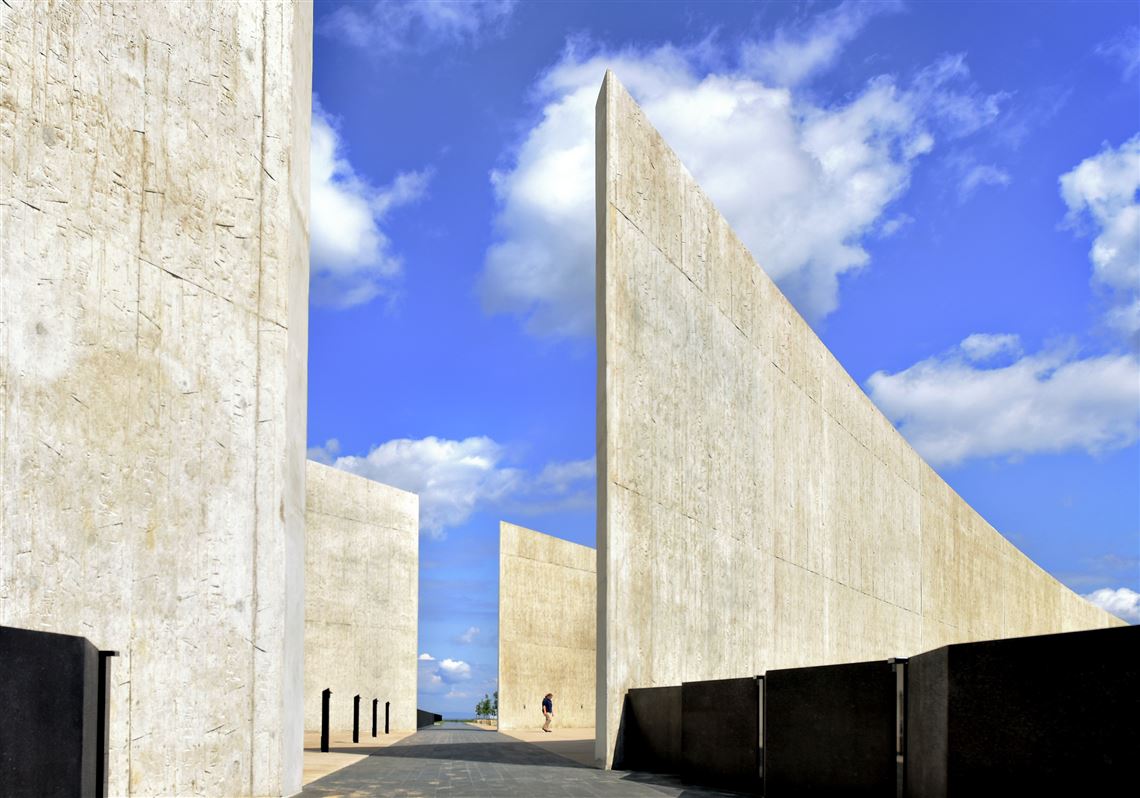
left=492, top=690, right=498, bottom=718
left=475, top=694, right=491, bottom=720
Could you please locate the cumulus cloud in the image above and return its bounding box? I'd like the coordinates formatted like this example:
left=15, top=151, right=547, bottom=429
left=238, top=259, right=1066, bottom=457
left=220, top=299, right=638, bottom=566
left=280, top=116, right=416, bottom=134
left=1060, top=134, right=1140, bottom=338
left=480, top=34, right=1006, bottom=336
left=439, top=658, right=472, bottom=681
left=419, top=652, right=435, bottom=661
left=419, top=662, right=445, bottom=694
left=1083, top=587, right=1140, bottom=624
left=457, top=626, right=480, bottom=644
left=740, top=0, right=903, bottom=87
left=310, top=101, right=431, bottom=308
left=419, top=654, right=477, bottom=694
left=320, top=0, right=515, bottom=55
left=866, top=336, right=1140, bottom=466
left=310, top=436, right=594, bottom=537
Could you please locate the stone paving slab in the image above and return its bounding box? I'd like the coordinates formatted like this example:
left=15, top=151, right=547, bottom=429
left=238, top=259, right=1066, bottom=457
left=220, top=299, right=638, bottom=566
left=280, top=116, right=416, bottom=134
left=300, top=723, right=749, bottom=797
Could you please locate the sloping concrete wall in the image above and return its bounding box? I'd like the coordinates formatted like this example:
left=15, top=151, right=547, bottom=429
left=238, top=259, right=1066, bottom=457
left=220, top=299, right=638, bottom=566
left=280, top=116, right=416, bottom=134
left=305, top=461, right=419, bottom=734
left=0, top=2, right=311, bottom=795
left=594, top=71, right=1123, bottom=767
left=499, top=522, right=596, bottom=730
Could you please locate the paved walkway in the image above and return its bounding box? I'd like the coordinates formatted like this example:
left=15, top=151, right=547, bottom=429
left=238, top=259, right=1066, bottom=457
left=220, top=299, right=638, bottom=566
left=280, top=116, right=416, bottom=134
left=300, top=722, right=747, bottom=797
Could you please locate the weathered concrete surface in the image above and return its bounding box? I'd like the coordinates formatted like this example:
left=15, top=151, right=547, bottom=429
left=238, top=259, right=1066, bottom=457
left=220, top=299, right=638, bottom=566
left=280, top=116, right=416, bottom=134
left=305, top=461, right=418, bottom=735
left=498, top=522, right=596, bottom=730
left=0, top=2, right=312, bottom=795
left=594, top=71, right=1124, bottom=767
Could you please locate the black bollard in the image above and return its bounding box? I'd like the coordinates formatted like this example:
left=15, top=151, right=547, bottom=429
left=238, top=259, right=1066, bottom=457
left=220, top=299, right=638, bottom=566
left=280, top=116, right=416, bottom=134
left=353, top=694, right=361, bottom=743
left=385, top=701, right=390, bottom=734
left=372, top=698, right=378, bottom=737
left=321, top=689, right=331, bottom=752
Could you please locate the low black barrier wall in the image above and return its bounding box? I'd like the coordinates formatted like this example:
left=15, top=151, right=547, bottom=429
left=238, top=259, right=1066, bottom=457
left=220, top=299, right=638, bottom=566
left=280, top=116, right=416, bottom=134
left=416, top=709, right=442, bottom=728
left=682, top=676, right=762, bottom=793
left=765, top=660, right=896, bottom=798
left=614, top=626, right=1136, bottom=796
left=0, top=625, right=116, bottom=798
left=614, top=686, right=681, bottom=772
left=905, top=625, right=1139, bottom=797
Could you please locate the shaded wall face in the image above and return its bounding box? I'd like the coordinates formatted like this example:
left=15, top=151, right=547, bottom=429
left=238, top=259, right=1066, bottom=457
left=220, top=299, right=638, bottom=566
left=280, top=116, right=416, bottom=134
left=304, top=461, right=419, bottom=733
left=0, top=2, right=312, bottom=795
left=499, top=522, right=596, bottom=730
left=594, top=72, right=1122, bottom=768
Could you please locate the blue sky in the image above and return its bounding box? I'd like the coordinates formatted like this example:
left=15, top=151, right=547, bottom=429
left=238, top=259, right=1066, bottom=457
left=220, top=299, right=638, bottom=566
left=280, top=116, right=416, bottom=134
left=307, top=0, right=1140, bottom=716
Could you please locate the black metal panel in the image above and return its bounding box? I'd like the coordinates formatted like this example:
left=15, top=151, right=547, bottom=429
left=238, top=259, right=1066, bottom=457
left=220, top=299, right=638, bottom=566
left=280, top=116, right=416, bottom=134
left=0, top=625, right=101, bottom=797
left=95, top=651, right=118, bottom=798
left=613, top=686, right=682, bottom=773
left=906, top=626, right=1140, bottom=797
left=416, top=709, right=440, bottom=728
left=765, top=660, right=896, bottom=798
left=681, top=677, right=761, bottom=794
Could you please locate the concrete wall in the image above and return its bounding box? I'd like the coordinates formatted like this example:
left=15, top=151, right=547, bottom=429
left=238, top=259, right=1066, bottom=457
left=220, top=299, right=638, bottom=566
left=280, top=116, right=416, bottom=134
left=305, top=461, right=419, bottom=734
left=499, top=522, right=596, bottom=730
left=594, top=71, right=1124, bottom=767
left=0, top=2, right=311, bottom=795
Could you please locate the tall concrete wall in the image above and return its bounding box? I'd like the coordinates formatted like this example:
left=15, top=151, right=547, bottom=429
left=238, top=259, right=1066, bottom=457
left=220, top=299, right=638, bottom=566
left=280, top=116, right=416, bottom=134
left=594, top=71, right=1123, bottom=767
left=0, top=2, right=311, bottom=795
left=499, top=522, right=596, bottom=730
left=305, top=461, right=419, bottom=734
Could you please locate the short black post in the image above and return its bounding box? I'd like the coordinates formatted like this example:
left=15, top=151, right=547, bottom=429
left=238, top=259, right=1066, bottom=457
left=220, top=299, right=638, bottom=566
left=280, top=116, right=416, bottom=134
left=353, top=694, right=361, bottom=743
left=385, top=701, right=390, bottom=734
left=372, top=698, right=378, bottom=738
left=320, top=689, right=331, bottom=752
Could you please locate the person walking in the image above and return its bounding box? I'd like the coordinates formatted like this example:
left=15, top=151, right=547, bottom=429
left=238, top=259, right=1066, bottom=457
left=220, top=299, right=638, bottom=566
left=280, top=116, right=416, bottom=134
left=541, top=693, right=554, bottom=732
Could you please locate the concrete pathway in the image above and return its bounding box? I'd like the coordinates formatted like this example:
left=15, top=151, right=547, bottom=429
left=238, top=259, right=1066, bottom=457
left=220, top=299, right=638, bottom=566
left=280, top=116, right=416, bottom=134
left=302, top=729, right=417, bottom=786
left=300, top=722, right=747, bottom=797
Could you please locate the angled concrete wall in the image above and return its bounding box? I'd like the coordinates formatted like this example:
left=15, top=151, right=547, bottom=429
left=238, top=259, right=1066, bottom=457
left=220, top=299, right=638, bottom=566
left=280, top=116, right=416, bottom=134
left=499, top=522, right=596, bottom=730
left=305, top=461, right=419, bottom=734
left=0, top=2, right=311, bottom=795
left=594, top=71, right=1123, bottom=767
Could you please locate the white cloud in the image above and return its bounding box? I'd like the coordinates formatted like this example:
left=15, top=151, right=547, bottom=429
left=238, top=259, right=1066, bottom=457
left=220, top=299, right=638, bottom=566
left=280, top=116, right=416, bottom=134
left=958, top=163, right=1011, bottom=201
left=1060, top=134, right=1140, bottom=337
left=419, top=652, right=435, bottom=661
left=534, top=457, right=596, bottom=493
left=1083, top=587, right=1140, bottom=624
left=322, top=436, right=518, bottom=535
left=307, top=437, right=339, bottom=464
left=439, top=658, right=472, bottom=681
left=312, top=436, right=594, bottom=537
left=866, top=336, right=1140, bottom=466
left=959, top=333, right=1022, bottom=362
left=879, top=213, right=914, bottom=238
left=911, top=54, right=1007, bottom=138
left=740, top=0, right=903, bottom=87
left=480, top=36, right=1005, bottom=336
left=310, top=101, right=431, bottom=308
left=1096, top=26, right=1140, bottom=82
left=458, top=626, right=480, bottom=644
left=418, top=659, right=446, bottom=694
left=321, top=0, right=515, bottom=55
